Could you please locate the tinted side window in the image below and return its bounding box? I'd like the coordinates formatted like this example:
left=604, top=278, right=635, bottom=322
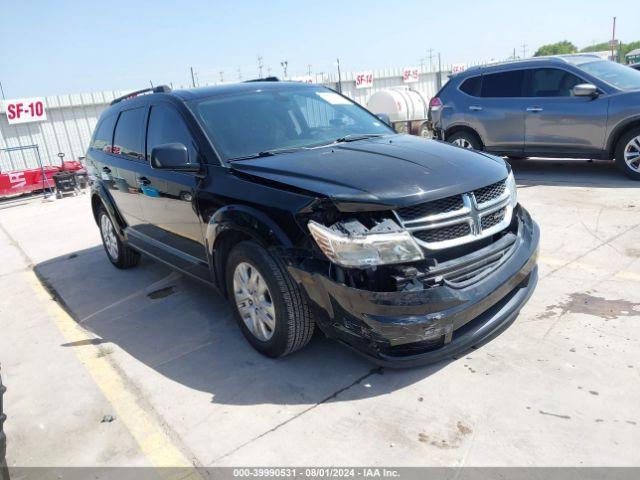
left=90, top=114, right=117, bottom=151
left=113, top=107, right=145, bottom=160
left=459, top=76, right=482, bottom=96
left=528, top=68, right=583, bottom=97
left=146, top=105, right=197, bottom=162
left=481, top=70, right=525, bottom=97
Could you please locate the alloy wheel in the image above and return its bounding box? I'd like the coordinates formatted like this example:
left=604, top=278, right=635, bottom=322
left=453, top=138, right=473, bottom=149
left=233, top=261, right=276, bottom=341
left=100, top=213, right=119, bottom=260
left=623, top=135, right=640, bottom=172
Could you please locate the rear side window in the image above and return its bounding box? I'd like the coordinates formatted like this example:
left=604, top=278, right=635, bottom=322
left=146, top=105, right=198, bottom=162
left=90, top=114, right=117, bottom=151
left=481, top=70, right=525, bottom=97
left=113, top=107, right=145, bottom=160
left=527, top=68, right=583, bottom=97
left=459, top=76, right=481, bottom=96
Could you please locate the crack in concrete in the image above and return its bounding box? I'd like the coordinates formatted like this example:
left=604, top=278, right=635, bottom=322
left=211, top=367, right=384, bottom=464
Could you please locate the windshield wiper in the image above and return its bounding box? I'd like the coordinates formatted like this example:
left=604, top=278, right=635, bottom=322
left=228, top=147, right=304, bottom=162
left=334, top=134, right=385, bottom=143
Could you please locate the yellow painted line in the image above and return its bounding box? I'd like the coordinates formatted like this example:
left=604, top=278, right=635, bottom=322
left=539, top=255, right=640, bottom=282
left=27, top=271, right=200, bottom=477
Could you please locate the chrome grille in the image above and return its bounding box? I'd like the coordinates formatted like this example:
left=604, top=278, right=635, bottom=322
left=414, top=223, right=471, bottom=243
left=480, top=207, right=506, bottom=230
left=473, top=180, right=506, bottom=205
left=397, top=195, right=464, bottom=221
left=394, top=178, right=512, bottom=250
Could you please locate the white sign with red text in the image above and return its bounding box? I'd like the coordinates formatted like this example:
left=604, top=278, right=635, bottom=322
left=355, top=71, right=374, bottom=89
left=402, top=67, right=420, bottom=83
left=293, top=75, right=314, bottom=84
left=3, top=97, right=47, bottom=125
left=451, top=63, right=467, bottom=74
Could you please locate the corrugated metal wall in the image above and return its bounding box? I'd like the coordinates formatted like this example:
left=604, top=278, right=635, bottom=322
left=0, top=68, right=448, bottom=172
left=0, top=90, right=127, bottom=172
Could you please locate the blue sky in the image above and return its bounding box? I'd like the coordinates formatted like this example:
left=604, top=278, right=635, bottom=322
left=1, top=0, right=636, bottom=97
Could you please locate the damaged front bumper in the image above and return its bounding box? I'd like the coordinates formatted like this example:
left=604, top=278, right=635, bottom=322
left=288, top=206, right=539, bottom=367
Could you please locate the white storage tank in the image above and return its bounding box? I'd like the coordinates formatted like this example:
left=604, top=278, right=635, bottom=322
left=366, top=87, right=431, bottom=136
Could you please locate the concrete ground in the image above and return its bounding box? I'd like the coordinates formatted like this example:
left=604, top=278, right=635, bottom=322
left=0, top=157, right=639, bottom=468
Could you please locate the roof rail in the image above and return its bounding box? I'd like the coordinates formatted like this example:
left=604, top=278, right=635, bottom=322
left=110, top=85, right=171, bottom=105
left=243, top=76, right=280, bottom=83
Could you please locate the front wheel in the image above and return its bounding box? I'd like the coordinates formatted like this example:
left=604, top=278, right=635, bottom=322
left=447, top=131, right=482, bottom=150
left=615, top=128, right=640, bottom=180
left=225, top=241, right=314, bottom=358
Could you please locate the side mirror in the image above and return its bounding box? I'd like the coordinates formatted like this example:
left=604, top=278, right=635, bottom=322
left=572, top=83, right=598, bottom=98
left=375, top=113, right=392, bottom=126
left=150, top=143, right=200, bottom=172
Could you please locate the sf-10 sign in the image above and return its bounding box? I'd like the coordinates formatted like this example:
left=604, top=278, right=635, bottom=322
left=3, top=97, right=47, bottom=125
left=355, top=71, right=374, bottom=89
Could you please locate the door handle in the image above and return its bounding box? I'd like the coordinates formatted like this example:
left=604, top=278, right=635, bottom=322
left=526, top=106, right=543, bottom=113
left=469, top=105, right=483, bottom=111
left=102, top=167, right=111, bottom=173
left=138, top=176, right=151, bottom=186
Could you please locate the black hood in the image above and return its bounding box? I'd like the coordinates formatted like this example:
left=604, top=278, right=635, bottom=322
left=230, top=135, right=508, bottom=210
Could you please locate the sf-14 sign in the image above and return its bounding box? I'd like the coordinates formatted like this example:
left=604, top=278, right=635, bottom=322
left=355, top=71, right=374, bottom=89
left=3, top=97, right=47, bottom=125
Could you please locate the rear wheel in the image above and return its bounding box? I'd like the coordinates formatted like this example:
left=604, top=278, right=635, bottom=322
left=615, top=128, right=640, bottom=180
left=447, top=130, right=482, bottom=150
left=98, top=207, right=140, bottom=269
left=225, top=241, right=314, bottom=358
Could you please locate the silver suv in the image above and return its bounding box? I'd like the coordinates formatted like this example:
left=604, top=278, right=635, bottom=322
left=428, top=54, right=640, bottom=179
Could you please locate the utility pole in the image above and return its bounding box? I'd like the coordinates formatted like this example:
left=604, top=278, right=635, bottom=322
left=237, top=68, right=242, bottom=81
left=149, top=80, right=154, bottom=88
left=0, top=80, right=6, bottom=100
left=419, top=58, right=425, bottom=72
left=190, top=67, right=196, bottom=88
left=335, top=58, right=342, bottom=93
left=280, top=60, right=288, bottom=79
left=521, top=43, right=528, bottom=58
left=267, top=67, right=272, bottom=76
left=437, top=53, right=442, bottom=89
left=611, top=16, right=617, bottom=62
left=307, top=64, right=312, bottom=76
left=426, top=49, right=435, bottom=71
left=219, top=70, right=224, bottom=83
left=257, top=56, right=263, bottom=77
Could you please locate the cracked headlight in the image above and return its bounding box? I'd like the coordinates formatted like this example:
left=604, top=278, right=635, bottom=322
left=506, top=170, right=518, bottom=208
left=308, top=220, right=424, bottom=268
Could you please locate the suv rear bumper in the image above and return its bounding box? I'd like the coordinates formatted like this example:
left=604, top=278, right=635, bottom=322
left=289, top=206, right=539, bottom=367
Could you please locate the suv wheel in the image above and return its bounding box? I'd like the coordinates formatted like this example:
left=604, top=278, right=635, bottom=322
left=448, top=131, right=482, bottom=150
left=98, top=207, right=141, bottom=269
left=615, top=128, right=640, bottom=180
left=225, top=241, right=314, bottom=358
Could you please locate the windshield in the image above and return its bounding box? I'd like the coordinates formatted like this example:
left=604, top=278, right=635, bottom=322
left=576, top=60, right=640, bottom=91
left=191, top=86, right=393, bottom=160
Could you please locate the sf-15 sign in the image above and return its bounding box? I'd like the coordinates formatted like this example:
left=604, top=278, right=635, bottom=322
left=3, top=97, right=47, bottom=125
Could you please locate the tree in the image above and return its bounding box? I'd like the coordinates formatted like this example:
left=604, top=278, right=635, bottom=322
left=534, top=41, right=578, bottom=57
left=580, top=42, right=610, bottom=53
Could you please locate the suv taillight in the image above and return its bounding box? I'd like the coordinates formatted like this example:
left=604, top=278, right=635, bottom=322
left=429, top=97, right=442, bottom=109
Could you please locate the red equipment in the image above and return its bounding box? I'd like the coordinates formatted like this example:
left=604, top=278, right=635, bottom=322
left=0, top=161, right=85, bottom=199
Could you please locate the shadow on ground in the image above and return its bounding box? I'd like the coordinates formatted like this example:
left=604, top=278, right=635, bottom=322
left=507, top=157, right=635, bottom=188
left=35, top=246, right=465, bottom=406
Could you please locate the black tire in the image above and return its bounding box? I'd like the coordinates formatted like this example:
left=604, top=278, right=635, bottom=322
left=447, top=130, right=482, bottom=150
left=98, top=207, right=140, bottom=269
left=614, top=127, right=640, bottom=180
left=225, top=241, right=314, bottom=358
left=0, top=369, right=7, bottom=477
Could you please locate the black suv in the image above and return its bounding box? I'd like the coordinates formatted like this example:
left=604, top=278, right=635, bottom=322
left=88, top=81, right=539, bottom=366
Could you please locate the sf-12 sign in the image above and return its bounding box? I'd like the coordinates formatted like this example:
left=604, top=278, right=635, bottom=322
left=3, top=97, right=47, bottom=125
left=402, top=67, right=420, bottom=83
left=355, top=71, right=374, bottom=89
